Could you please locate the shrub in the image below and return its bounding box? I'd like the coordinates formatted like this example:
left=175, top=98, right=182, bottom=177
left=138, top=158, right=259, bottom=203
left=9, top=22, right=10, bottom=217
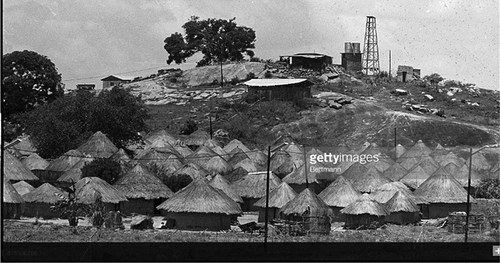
left=170, top=77, right=177, bottom=83
left=174, top=71, right=182, bottom=78
left=179, top=118, right=198, bottom=135
left=474, top=179, right=500, bottom=199
left=264, top=71, right=272, bottom=78
left=81, top=158, right=122, bottom=185
left=230, top=76, right=240, bottom=85
left=246, top=72, right=256, bottom=80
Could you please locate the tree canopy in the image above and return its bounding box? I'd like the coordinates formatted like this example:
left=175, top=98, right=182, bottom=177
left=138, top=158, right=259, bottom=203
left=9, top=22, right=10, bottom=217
left=81, top=158, right=122, bottom=185
left=164, top=16, right=256, bottom=67
left=17, top=87, right=149, bottom=159
left=2, top=50, right=64, bottom=120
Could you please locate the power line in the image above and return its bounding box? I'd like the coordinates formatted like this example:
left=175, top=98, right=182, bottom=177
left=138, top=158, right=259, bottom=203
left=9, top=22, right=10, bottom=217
left=62, top=65, right=169, bottom=82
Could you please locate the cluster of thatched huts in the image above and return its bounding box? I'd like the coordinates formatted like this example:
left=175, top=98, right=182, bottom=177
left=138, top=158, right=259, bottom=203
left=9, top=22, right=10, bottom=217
left=3, top=131, right=499, bottom=232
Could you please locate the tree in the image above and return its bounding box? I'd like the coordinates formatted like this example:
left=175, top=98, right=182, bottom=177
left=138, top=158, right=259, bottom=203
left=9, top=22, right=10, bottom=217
left=2, top=50, right=64, bottom=121
left=164, top=16, right=256, bottom=67
left=81, top=158, right=122, bottom=185
left=17, top=87, right=149, bottom=159
left=423, top=73, right=444, bottom=87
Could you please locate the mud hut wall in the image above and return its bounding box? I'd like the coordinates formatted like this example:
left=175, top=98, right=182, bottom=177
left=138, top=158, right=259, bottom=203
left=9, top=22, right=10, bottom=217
left=385, top=211, right=420, bottom=224
left=23, top=203, right=60, bottom=219
left=119, top=198, right=155, bottom=216
left=426, top=203, right=470, bottom=219
left=257, top=207, right=279, bottom=222
left=329, top=206, right=346, bottom=222
left=344, top=214, right=385, bottom=229
left=163, top=212, right=231, bottom=231
left=241, top=197, right=260, bottom=212
left=3, top=203, right=22, bottom=219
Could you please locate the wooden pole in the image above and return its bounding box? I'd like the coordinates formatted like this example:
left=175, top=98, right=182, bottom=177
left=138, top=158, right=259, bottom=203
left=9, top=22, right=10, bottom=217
left=389, top=50, right=392, bottom=79
left=465, top=148, right=472, bottom=243
left=264, top=145, right=271, bottom=249
left=209, top=116, right=213, bottom=140
left=303, top=144, right=309, bottom=189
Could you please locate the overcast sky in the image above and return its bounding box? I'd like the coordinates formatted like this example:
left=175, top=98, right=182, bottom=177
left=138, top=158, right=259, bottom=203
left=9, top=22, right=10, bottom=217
left=3, top=0, right=499, bottom=90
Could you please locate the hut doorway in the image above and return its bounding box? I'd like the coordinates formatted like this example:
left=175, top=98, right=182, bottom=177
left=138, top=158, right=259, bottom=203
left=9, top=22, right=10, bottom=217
left=153, top=198, right=164, bottom=215
left=402, top=72, right=407, bottom=82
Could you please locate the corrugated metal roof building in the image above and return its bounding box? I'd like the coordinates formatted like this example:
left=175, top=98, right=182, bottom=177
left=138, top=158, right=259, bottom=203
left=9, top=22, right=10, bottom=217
left=279, top=53, right=333, bottom=71
left=244, top=78, right=311, bottom=101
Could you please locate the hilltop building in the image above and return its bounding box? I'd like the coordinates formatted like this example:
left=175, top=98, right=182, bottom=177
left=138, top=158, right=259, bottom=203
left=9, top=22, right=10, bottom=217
left=341, top=42, right=362, bottom=72
left=397, top=66, right=421, bottom=82
left=101, top=75, right=134, bottom=89
left=279, top=53, right=332, bottom=71
left=244, top=78, right=311, bottom=101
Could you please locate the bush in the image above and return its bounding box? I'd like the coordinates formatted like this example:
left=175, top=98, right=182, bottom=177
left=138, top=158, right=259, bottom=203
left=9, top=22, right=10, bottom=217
left=474, top=179, right=500, bottom=199
left=179, top=118, right=198, bottom=135
left=246, top=72, right=256, bottom=80
left=230, top=76, right=240, bottom=85
left=174, top=71, right=182, bottom=78
left=170, top=77, right=177, bottom=83
left=264, top=71, right=272, bottom=78
left=163, top=174, right=193, bottom=192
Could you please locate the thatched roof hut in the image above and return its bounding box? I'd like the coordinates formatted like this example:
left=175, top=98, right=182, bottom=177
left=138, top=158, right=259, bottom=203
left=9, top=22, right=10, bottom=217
left=137, top=148, right=183, bottom=175
left=21, top=153, right=50, bottom=171
left=145, top=129, right=177, bottom=149
left=453, top=164, right=483, bottom=187
left=279, top=188, right=332, bottom=234
left=394, top=144, right=407, bottom=160
left=13, top=181, right=35, bottom=196
left=227, top=147, right=250, bottom=167
left=413, top=167, right=473, bottom=218
left=204, top=155, right=233, bottom=175
left=487, top=162, right=499, bottom=180
left=318, top=176, right=362, bottom=221
left=282, top=142, right=304, bottom=167
left=114, top=164, right=173, bottom=199
left=271, top=133, right=297, bottom=149
left=75, top=177, right=127, bottom=211
left=384, top=191, right=421, bottom=224
left=247, top=149, right=269, bottom=168
left=203, top=138, right=222, bottom=149
left=22, top=183, right=68, bottom=218
left=348, top=166, right=392, bottom=193
left=184, top=130, right=210, bottom=147
left=172, top=162, right=208, bottom=180
left=400, top=165, right=432, bottom=190
left=9, top=134, right=37, bottom=157
left=185, top=146, right=218, bottom=169
left=430, top=144, right=450, bottom=159
left=254, top=182, right=297, bottom=222
left=77, top=131, right=119, bottom=158
left=3, top=150, right=39, bottom=182
left=172, top=141, right=194, bottom=158
left=436, top=152, right=465, bottom=167
left=340, top=193, right=389, bottom=229
left=360, top=143, right=386, bottom=156
left=223, top=167, right=248, bottom=183
left=399, top=140, right=432, bottom=159
left=223, top=139, right=251, bottom=155
left=234, top=158, right=259, bottom=173
left=270, top=150, right=292, bottom=173
left=231, top=171, right=281, bottom=211
left=413, top=156, right=440, bottom=175
left=282, top=165, right=320, bottom=194
left=383, top=162, right=408, bottom=181
left=111, top=148, right=135, bottom=175
left=56, top=159, right=92, bottom=183
left=3, top=178, right=24, bottom=219
left=46, top=149, right=89, bottom=173
left=340, top=162, right=368, bottom=180
left=114, top=164, right=173, bottom=215
left=399, top=156, right=422, bottom=171
left=156, top=178, right=242, bottom=231
left=209, top=174, right=243, bottom=203
left=464, top=151, right=492, bottom=172
left=364, top=153, right=396, bottom=173
left=371, top=181, right=427, bottom=204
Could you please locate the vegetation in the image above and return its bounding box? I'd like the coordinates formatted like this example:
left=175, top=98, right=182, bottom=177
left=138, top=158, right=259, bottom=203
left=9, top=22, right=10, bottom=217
left=50, top=183, right=92, bottom=227
left=164, top=16, right=256, bottom=67
left=162, top=174, right=193, bottom=193
left=17, top=87, right=149, bottom=159
left=81, top=159, right=122, bottom=185
left=474, top=179, right=500, bottom=199
left=2, top=50, right=65, bottom=121
left=179, top=118, right=198, bottom=135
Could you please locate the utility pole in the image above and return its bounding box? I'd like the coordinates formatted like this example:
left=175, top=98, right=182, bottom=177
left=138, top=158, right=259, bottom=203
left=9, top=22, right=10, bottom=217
left=303, top=144, right=309, bottom=189
left=465, top=148, right=472, bottom=243
left=264, top=146, right=271, bottom=251
left=209, top=116, right=213, bottom=140
left=389, top=50, right=392, bottom=79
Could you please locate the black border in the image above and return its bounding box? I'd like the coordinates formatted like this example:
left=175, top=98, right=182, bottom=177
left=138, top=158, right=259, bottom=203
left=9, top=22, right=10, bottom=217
left=1, top=242, right=498, bottom=262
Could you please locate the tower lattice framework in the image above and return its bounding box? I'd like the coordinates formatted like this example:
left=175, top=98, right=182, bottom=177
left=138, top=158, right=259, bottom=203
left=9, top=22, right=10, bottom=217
left=363, top=16, right=380, bottom=75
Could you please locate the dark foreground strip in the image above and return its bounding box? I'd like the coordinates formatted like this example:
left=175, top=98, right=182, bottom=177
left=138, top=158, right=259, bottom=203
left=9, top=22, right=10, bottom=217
left=1, top=242, right=498, bottom=262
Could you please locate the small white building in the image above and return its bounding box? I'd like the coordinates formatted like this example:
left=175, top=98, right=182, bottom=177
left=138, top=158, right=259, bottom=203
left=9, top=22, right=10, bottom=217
left=101, top=75, right=135, bottom=89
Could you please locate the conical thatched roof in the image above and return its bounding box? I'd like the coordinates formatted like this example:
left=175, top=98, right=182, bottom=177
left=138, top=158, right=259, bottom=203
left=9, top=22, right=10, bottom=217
left=204, top=155, right=232, bottom=175
left=46, top=149, right=89, bottom=172
left=209, top=174, right=243, bottom=203
left=224, top=167, right=248, bottom=183
left=318, top=176, right=362, bottom=208
left=385, top=191, right=420, bottom=213
left=247, top=149, right=268, bottom=168
left=208, top=145, right=229, bottom=160
left=223, top=139, right=251, bottom=155
left=383, top=163, right=408, bottom=181
left=430, top=144, right=450, bottom=158
left=282, top=165, right=318, bottom=185
left=465, top=151, right=492, bottom=172
left=203, top=138, right=222, bottom=149
left=400, top=165, right=432, bottom=190
left=114, top=164, right=173, bottom=199
left=395, top=144, right=407, bottom=160
left=340, top=193, right=389, bottom=216
left=254, top=182, right=297, bottom=208
left=3, top=179, right=24, bottom=203
left=231, top=171, right=282, bottom=199
left=172, top=141, right=194, bottom=158
left=271, top=133, right=297, bottom=149
left=3, top=150, right=39, bottom=181
left=57, top=159, right=92, bottom=183
left=436, top=152, right=465, bottom=167
left=172, top=162, right=208, bottom=180
left=10, top=134, right=37, bottom=156
left=275, top=157, right=298, bottom=177
left=453, top=164, right=483, bottom=187
left=21, top=153, right=50, bottom=170
left=227, top=147, right=250, bottom=167
left=13, top=181, right=35, bottom=196
left=341, top=162, right=368, bottom=179
left=441, top=162, right=461, bottom=176
left=234, top=158, right=259, bottom=173
left=282, top=142, right=304, bottom=165
left=111, top=148, right=131, bottom=162
left=270, top=150, right=292, bottom=172
left=138, top=149, right=183, bottom=174
left=348, top=166, right=392, bottom=193
left=413, top=168, right=473, bottom=203
left=184, top=130, right=210, bottom=146
left=145, top=130, right=177, bottom=148
left=22, top=183, right=68, bottom=204
left=331, top=142, right=351, bottom=155
left=413, top=156, right=440, bottom=175
left=361, top=143, right=386, bottom=156
left=399, top=140, right=432, bottom=159
left=364, top=153, right=396, bottom=173
left=487, top=162, right=499, bottom=180
left=156, top=178, right=242, bottom=215
left=279, top=188, right=332, bottom=217
left=371, top=181, right=427, bottom=204
left=186, top=146, right=217, bottom=169
left=350, top=142, right=370, bottom=154
left=75, top=177, right=128, bottom=204
left=77, top=131, right=119, bottom=158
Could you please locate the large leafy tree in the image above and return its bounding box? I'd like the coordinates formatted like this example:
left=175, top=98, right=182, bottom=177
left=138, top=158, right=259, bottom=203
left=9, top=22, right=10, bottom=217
left=17, top=87, right=149, bottom=159
left=164, top=16, right=256, bottom=67
left=2, top=50, right=64, bottom=120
